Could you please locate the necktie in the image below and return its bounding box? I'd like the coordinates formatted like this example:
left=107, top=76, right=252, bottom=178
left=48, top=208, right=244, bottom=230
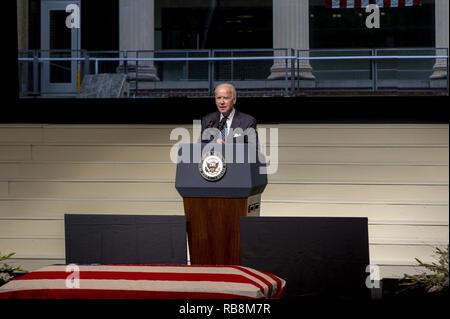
left=220, top=116, right=228, bottom=141
left=220, top=120, right=227, bottom=141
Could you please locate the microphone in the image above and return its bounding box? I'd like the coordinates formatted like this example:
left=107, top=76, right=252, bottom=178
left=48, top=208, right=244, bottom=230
left=206, top=120, right=215, bottom=128
left=201, top=119, right=217, bottom=143
left=218, top=117, right=227, bottom=131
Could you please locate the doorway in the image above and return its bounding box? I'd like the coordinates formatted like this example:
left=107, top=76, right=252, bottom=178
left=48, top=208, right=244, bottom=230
left=41, top=0, right=80, bottom=95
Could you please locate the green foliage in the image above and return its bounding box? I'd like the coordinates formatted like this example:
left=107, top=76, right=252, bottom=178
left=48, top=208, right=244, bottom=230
left=0, top=252, right=26, bottom=286
left=400, top=245, right=449, bottom=295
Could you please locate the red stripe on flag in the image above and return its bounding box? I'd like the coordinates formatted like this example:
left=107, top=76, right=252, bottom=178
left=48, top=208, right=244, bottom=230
left=259, top=270, right=285, bottom=298
left=233, top=266, right=275, bottom=297
left=324, top=0, right=420, bottom=8
left=108, top=264, right=247, bottom=267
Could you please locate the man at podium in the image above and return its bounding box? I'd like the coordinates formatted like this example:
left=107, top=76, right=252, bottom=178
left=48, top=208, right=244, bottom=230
left=201, top=83, right=257, bottom=144
left=177, top=83, right=266, bottom=265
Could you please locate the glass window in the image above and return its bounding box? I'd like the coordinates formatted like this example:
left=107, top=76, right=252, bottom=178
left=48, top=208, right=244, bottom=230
left=309, top=0, right=434, bottom=49
left=156, top=0, right=272, bottom=50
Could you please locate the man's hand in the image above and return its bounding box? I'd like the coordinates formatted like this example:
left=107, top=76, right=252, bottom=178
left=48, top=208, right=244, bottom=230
left=216, top=138, right=225, bottom=144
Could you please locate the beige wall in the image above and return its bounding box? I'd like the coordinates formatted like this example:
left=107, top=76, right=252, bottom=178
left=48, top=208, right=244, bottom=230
left=0, top=124, right=448, bottom=278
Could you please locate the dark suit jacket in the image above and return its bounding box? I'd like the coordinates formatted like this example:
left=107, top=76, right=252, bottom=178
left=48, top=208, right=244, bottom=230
left=200, top=110, right=257, bottom=143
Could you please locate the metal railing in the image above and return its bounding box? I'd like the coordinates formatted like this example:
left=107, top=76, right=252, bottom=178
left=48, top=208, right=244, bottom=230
left=18, top=48, right=449, bottom=97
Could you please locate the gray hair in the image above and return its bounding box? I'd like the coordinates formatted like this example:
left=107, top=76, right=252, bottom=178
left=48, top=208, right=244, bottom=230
left=214, top=83, right=237, bottom=99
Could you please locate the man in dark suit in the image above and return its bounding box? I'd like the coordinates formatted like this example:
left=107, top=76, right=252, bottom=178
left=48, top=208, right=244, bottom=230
left=201, top=83, right=257, bottom=144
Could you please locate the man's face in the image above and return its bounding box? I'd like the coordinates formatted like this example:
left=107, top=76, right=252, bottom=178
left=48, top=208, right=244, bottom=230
left=215, top=86, right=236, bottom=115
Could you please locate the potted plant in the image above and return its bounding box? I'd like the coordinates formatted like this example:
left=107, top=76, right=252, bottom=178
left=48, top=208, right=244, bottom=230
left=399, top=245, right=449, bottom=298
left=0, top=252, right=26, bottom=286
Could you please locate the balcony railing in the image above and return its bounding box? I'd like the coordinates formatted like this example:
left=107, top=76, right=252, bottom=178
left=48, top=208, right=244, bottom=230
left=18, top=48, right=448, bottom=97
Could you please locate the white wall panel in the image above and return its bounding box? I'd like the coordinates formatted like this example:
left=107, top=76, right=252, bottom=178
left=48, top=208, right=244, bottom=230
left=0, top=124, right=447, bottom=277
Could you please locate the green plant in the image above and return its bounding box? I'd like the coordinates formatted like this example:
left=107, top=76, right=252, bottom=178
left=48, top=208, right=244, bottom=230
left=0, top=252, right=26, bottom=286
left=400, top=245, right=449, bottom=295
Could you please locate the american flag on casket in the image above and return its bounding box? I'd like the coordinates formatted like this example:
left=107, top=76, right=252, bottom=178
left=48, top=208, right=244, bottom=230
left=325, top=0, right=422, bottom=9
left=0, top=264, right=286, bottom=299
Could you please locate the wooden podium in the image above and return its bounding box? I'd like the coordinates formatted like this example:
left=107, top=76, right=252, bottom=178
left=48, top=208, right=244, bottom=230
left=175, top=143, right=267, bottom=265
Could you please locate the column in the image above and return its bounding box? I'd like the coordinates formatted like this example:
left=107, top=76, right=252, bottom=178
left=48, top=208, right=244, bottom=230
left=17, top=0, right=28, bottom=50
left=431, top=0, right=449, bottom=79
left=119, top=0, right=159, bottom=80
left=17, top=0, right=29, bottom=94
left=268, top=0, right=314, bottom=80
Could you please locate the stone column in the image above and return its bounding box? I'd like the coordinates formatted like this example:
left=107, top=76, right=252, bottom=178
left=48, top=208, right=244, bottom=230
left=119, top=0, right=158, bottom=80
left=431, top=0, right=449, bottom=79
left=17, top=0, right=28, bottom=50
left=268, top=0, right=314, bottom=80
left=17, top=0, right=29, bottom=94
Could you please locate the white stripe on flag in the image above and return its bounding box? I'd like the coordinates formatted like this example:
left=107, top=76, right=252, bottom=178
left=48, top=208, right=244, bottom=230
left=391, top=0, right=399, bottom=7
left=405, top=0, right=413, bottom=6
left=347, top=0, right=355, bottom=8
left=332, top=0, right=340, bottom=8
left=376, top=0, right=384, bottom=7
left=40, top=265, right=248, bottom=275
left=362, top=0, right=370, bottom=8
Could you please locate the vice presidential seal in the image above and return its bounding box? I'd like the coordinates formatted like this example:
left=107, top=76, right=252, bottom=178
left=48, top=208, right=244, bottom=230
left=199, top=152, right=227, bottom=181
